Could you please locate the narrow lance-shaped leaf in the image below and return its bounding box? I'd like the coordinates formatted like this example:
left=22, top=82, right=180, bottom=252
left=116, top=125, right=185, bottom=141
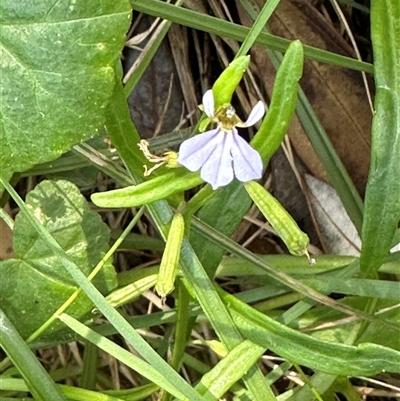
left=360, top=0, right=400, bottom=274
left=217, top=288, right=400, bottom=377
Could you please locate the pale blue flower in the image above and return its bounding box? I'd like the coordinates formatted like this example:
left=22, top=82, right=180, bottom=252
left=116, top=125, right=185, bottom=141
left=178, top=89, right=265, bottom=190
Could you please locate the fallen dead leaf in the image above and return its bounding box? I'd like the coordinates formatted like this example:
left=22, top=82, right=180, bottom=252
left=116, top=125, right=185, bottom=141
left=305, top=174, right=361, bottom=256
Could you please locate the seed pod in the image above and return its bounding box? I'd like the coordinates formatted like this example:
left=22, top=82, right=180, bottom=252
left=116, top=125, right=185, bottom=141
left=251, top=40, right=304, bottom=163
left=105, top=274, right=158, bottom=309
left=91, top=170, right=202, bottom=208
left=155, top=210, right=185, bottom=298
left=245, top=181, right=310, bottom=257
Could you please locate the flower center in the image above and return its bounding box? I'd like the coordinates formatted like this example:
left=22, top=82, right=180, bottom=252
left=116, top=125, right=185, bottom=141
left=215, top=105, right=241, bottom=132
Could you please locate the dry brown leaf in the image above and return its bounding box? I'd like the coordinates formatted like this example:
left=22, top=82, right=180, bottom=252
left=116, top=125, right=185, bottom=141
left=238, top=0, right=372, bottom=195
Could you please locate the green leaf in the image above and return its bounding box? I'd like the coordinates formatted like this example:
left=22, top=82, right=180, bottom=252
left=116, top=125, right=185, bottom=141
left=0, top=308, right=67, bottom=401
left=360, top=0, right=400, bottom=274
left=0, top=1, right=131, bottom=178
left=236, top=0, right=281, bottom=57
left=216, top=254, right=355, bottom=277
left=218, top=289, right=400, bottom=376
left=0, top=377, right=129, bottom=401
left=298, top=298, right=400, bottom=351
left=303, top=277, right=400, bottom=301
left=190, top=182, right=252, bottom=277
left=0, top=180, right=117, bottom=339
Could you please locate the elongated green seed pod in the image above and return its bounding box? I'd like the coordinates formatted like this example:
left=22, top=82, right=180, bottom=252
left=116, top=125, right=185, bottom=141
left=251, top=40, right=304, bottom=163
left=245, top=181, right=309, bottom=256
left=105, top=274, right=158, bottom=308
left=91, top=170, right=202, bottom=208
left=155, top=211, right=185, bottom=297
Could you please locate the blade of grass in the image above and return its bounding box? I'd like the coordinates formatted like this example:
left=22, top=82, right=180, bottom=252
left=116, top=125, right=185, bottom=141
left=161, top=282, right=194, bottom=401
left=0, top=308, right=67, bottom=401
left=0, top=377, right=127, bottom=401
left=79, top=341, right=98, bottom=390
left=236, top=0, right=282, bottom=57
left=171, top=285, right=192, bottom=368
left=131, top=0, right=373, bottom=73
left=302, top=277, right=400, bottom=300
left=29, top=305, right=203, bottom=351
left=58, top=314, right=196, bottom=401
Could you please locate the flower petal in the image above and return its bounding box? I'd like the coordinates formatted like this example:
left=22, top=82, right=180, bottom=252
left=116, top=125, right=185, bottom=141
left=178, top=129, right=220, bottom=172
left=231, top=130, right=263, bottom=182
left=241, top=101, right=265, bottom=127
left=202, top=89, right=215, bottom=118
left=200, top=133, right=234, bottom=190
